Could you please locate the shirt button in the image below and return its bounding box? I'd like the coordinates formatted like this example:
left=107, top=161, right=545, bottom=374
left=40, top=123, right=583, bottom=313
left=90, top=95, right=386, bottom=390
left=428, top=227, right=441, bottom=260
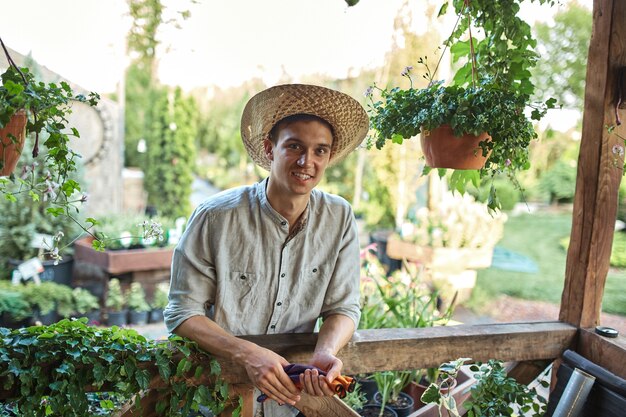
left=277, top=302, right=282, bottom=306
left=240, top=275, right=246, bottom=280
left=270, top=325, right=276, bottom=329
left=280, top=273, right=285, bottom=278
left=312, top=268, right=318, bottom=273
left=281, top=221, right=287, bottom=226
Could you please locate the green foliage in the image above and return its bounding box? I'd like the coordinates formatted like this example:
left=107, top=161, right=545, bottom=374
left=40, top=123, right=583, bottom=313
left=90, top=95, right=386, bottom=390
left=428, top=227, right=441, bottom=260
left=538, top=159, right=577, bottom=204
left=127, top=282, right=151, bottom=312
left=105, top=278, right=126, bottom=312
left=611, top=232, right=626, bottom=268
left=0, top=136, right=83, bottom=272
left=420, top=358, right=470, bottom=417
left=0, top=319, right=229, bottom=416
left=72, top=288, right=100, bottom=315
left=469, top=177, right=520, bottom=211
left=93, top=214, right=171, bottom=250
left=368, top=0, right=557, bottom=212
left=0, top=281, right=90, bottom=321
left=341, top=381, right=367, bottom=411
left=373, top=370, right=415, bottom=412
left=0, top=290, right=30, bottom=321
left=532, top=2, right=591, bottom=110
left=144, top=88, right=197, bottom=219
left=465, top=360, right=548, bottom=417
left=152, top=282, right=169, bottom=309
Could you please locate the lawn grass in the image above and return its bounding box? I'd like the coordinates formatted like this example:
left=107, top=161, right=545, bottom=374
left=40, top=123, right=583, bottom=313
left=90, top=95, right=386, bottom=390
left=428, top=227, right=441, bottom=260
left=468, top=212, right=626, bottom=316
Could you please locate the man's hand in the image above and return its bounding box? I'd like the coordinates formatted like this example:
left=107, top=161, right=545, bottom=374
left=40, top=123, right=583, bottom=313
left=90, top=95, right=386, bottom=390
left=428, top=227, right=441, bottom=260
left=299, top=351, right=343, bottom=397
left=240, top=344, right=302, bottom=406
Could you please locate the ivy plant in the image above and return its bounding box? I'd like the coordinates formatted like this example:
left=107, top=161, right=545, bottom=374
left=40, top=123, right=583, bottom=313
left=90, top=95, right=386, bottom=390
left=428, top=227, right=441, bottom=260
left=367, top=0, right=558, bottom=212
left=0, top=318, right=231, bottom=416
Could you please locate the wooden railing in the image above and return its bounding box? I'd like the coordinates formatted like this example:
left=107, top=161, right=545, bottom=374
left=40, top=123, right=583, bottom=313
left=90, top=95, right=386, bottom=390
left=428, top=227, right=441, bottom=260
left=115, top=321, right=581, bottom=417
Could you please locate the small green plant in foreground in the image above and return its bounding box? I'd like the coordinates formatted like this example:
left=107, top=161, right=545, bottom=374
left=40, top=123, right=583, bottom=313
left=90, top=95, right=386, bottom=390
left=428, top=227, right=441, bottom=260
left=0, top=318, right=230, bottom=416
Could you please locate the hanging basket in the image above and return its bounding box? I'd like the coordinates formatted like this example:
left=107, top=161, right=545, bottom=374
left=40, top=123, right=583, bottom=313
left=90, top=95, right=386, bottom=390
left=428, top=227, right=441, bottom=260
left=0, top=110, right=27, bottom=176
left=420, top=124, right=491, bottom=170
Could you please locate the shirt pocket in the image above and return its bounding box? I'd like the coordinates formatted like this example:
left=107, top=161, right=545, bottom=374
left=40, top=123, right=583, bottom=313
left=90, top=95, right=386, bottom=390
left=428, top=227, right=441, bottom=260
left=297, top=265, right=327, bottom=309
left=221, top=271, right=259, bottom=322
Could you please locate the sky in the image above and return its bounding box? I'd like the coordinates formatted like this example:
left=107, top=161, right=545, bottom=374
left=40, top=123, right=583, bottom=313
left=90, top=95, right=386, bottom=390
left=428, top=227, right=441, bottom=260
left=0, top=0, right=591, bottom=95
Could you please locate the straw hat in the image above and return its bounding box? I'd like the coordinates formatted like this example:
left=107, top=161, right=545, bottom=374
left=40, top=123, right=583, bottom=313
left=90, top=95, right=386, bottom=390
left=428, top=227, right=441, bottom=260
left=241, top=84, right=369, bottom=171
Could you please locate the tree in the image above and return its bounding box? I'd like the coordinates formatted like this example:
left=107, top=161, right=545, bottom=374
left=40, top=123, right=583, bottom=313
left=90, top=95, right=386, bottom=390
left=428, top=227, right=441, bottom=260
left=144, top=88, right=197, bottom=218
left=532, top=2, right=592, bottom=111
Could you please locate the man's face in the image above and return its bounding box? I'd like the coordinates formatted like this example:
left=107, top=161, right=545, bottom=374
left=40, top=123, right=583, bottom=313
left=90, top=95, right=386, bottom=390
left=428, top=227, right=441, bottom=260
left=263, top=119, right=333, bottom=197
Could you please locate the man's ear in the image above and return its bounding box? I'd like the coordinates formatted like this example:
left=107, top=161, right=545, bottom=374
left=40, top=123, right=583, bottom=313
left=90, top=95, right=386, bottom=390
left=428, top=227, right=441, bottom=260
left=263, top=138, right=274, bottom=162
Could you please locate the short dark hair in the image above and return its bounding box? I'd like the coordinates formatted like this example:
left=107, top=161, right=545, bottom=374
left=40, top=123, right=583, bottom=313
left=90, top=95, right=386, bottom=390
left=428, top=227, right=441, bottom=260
left=267, top=114, right=334, bottom=144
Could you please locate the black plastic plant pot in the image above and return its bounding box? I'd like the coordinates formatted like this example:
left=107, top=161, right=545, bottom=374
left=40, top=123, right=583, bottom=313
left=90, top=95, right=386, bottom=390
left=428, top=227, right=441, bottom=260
left=358, top=404, right=398, bottom=417
left=35, top=308, right=59, bottom=326
left=356, top=377, right=378, bottom=404
left=129, top=310, right=149, bottom=326
left=373, top=391, right=415, bottom=417
left=107, top=309, right=128, bottom=327
left=149, top=308, right=164, bottom=323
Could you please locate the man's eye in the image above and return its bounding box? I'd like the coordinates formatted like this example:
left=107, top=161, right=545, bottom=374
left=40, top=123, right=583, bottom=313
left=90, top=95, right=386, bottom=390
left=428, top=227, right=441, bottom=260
left=317, top=148, right=328, bottom=154
left=288, top=144, right=300, bottom=149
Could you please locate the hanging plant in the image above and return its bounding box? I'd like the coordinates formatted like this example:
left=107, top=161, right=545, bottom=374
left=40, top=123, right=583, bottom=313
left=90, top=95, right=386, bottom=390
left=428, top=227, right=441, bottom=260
left=367, top=0, right=558, bottom=212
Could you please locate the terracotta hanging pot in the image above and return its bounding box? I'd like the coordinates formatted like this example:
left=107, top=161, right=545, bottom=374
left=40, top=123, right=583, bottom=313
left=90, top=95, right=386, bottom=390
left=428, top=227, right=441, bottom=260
left=0, top=110, right=27, bottom=176
left=420, top=124, right=491, bottom=170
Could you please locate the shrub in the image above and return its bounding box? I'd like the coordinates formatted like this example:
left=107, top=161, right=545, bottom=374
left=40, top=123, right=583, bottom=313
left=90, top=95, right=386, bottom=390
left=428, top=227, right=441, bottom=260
left=127, top=282, right=150, bottom=312
left=105, top=278, right=126, bottom=312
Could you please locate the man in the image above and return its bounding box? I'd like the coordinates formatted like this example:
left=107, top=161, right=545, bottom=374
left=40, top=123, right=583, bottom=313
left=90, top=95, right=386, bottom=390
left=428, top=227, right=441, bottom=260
left=164, top=84, right=369, bottom=416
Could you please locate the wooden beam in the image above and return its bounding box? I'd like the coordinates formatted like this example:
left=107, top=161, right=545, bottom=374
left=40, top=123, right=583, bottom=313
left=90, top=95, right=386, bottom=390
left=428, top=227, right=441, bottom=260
left=561, top=0, right=626, bottom=327
left=216, top=322, right=577, bottom=383
left=577, top=328, right=626, bottom=379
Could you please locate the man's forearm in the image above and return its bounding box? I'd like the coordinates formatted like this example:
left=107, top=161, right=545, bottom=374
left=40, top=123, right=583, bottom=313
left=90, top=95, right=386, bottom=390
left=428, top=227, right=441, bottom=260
left=314, top=314, right=355, bottom=356
left=174, top=315, right=256, bottom=364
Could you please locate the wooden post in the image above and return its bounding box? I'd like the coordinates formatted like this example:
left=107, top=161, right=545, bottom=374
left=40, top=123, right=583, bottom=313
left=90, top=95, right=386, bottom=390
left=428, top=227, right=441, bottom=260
left=560, top=0, right=626, bottom=329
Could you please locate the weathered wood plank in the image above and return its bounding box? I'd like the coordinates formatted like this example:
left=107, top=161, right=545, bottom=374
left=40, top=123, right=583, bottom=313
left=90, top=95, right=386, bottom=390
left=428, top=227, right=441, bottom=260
left=577, top=328, right=626, bottom=379
left=216, top=322, right=577, bottom=383
left=561, top=0, right=626, bottom=328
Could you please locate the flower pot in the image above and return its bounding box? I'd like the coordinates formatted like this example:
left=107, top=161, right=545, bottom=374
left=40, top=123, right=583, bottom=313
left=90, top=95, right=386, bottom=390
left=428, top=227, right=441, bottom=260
left=106, top=309, right=128, bottom=327
left=9, top=256, right=74, bottom=287
left=0, top=110, right=27, bottom=176
left=149, top=308, right=164, bottom=323
left=409, top=368, right=475, bottom=417
left=74, top=237, right=174, bottom=275
left=358, top=404, right=398, bottom=417
left=35, top=308, right=59, bottom=326
left=374, top=391, right=414, bottom=417
left=356, top=377, right=379, bottom=404
left=129, top=310, right=149, bottom=326
left=420, top=125, right=491, bottom=170
left=0, top=312, right=32, bottom=329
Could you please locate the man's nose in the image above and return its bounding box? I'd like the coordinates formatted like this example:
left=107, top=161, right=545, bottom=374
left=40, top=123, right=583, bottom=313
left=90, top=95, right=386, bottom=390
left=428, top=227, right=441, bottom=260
left=297, top=151, right=311, bottom=167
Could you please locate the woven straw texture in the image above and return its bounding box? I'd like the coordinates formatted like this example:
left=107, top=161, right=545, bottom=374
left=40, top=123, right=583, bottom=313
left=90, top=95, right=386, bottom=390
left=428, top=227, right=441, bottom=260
left=241, top=84, right=369, bottom=171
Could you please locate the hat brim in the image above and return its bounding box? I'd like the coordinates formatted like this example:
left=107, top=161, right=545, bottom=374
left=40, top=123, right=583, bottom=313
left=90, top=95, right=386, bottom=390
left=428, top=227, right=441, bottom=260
left=241, top=84, right=369, bottom=171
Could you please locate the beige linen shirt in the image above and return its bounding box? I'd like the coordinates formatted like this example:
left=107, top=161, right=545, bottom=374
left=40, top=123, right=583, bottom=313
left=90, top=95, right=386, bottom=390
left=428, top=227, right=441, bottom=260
left=164, top=178, right=361, bottom=416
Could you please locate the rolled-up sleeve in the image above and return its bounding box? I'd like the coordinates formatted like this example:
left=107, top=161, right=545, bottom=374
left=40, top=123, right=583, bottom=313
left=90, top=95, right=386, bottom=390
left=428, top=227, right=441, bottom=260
left=164, top=205, right=216, bottom=333
left=320, top=212, right=361, bottom=329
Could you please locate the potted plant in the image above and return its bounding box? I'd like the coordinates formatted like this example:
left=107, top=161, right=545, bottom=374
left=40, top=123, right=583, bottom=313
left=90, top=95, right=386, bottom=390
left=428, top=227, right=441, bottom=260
left=0, top=284, right=31, bottom=328
left=105, top=278, right=127, bottom=326
left=73, top=215, right=170, bottom=276
left=150, top=282, right=169, bottom=323
left=127, top=282, right=150, bottom=325
left=372, top=371, right=416, bottom=417
left=0, top=38, right=102, bottom=258
left=72, top=287, right=101, bottom=324
left=420, top=358, right=548, bottom=417
left=367, top=0, right=557, bottom=212
left=21, top=282, right=57, bottom=325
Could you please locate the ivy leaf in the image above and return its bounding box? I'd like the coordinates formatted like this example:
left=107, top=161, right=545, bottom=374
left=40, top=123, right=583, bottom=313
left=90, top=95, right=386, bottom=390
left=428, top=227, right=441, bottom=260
left=420, top=383, right=441, bottom=404
left=391, top=133, right=404, bottom=144
left=135, top=369, right=150, bottom=390
left=46, top=207, right=65, bottom=217
left=437, top=2, right=448, bottom=17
